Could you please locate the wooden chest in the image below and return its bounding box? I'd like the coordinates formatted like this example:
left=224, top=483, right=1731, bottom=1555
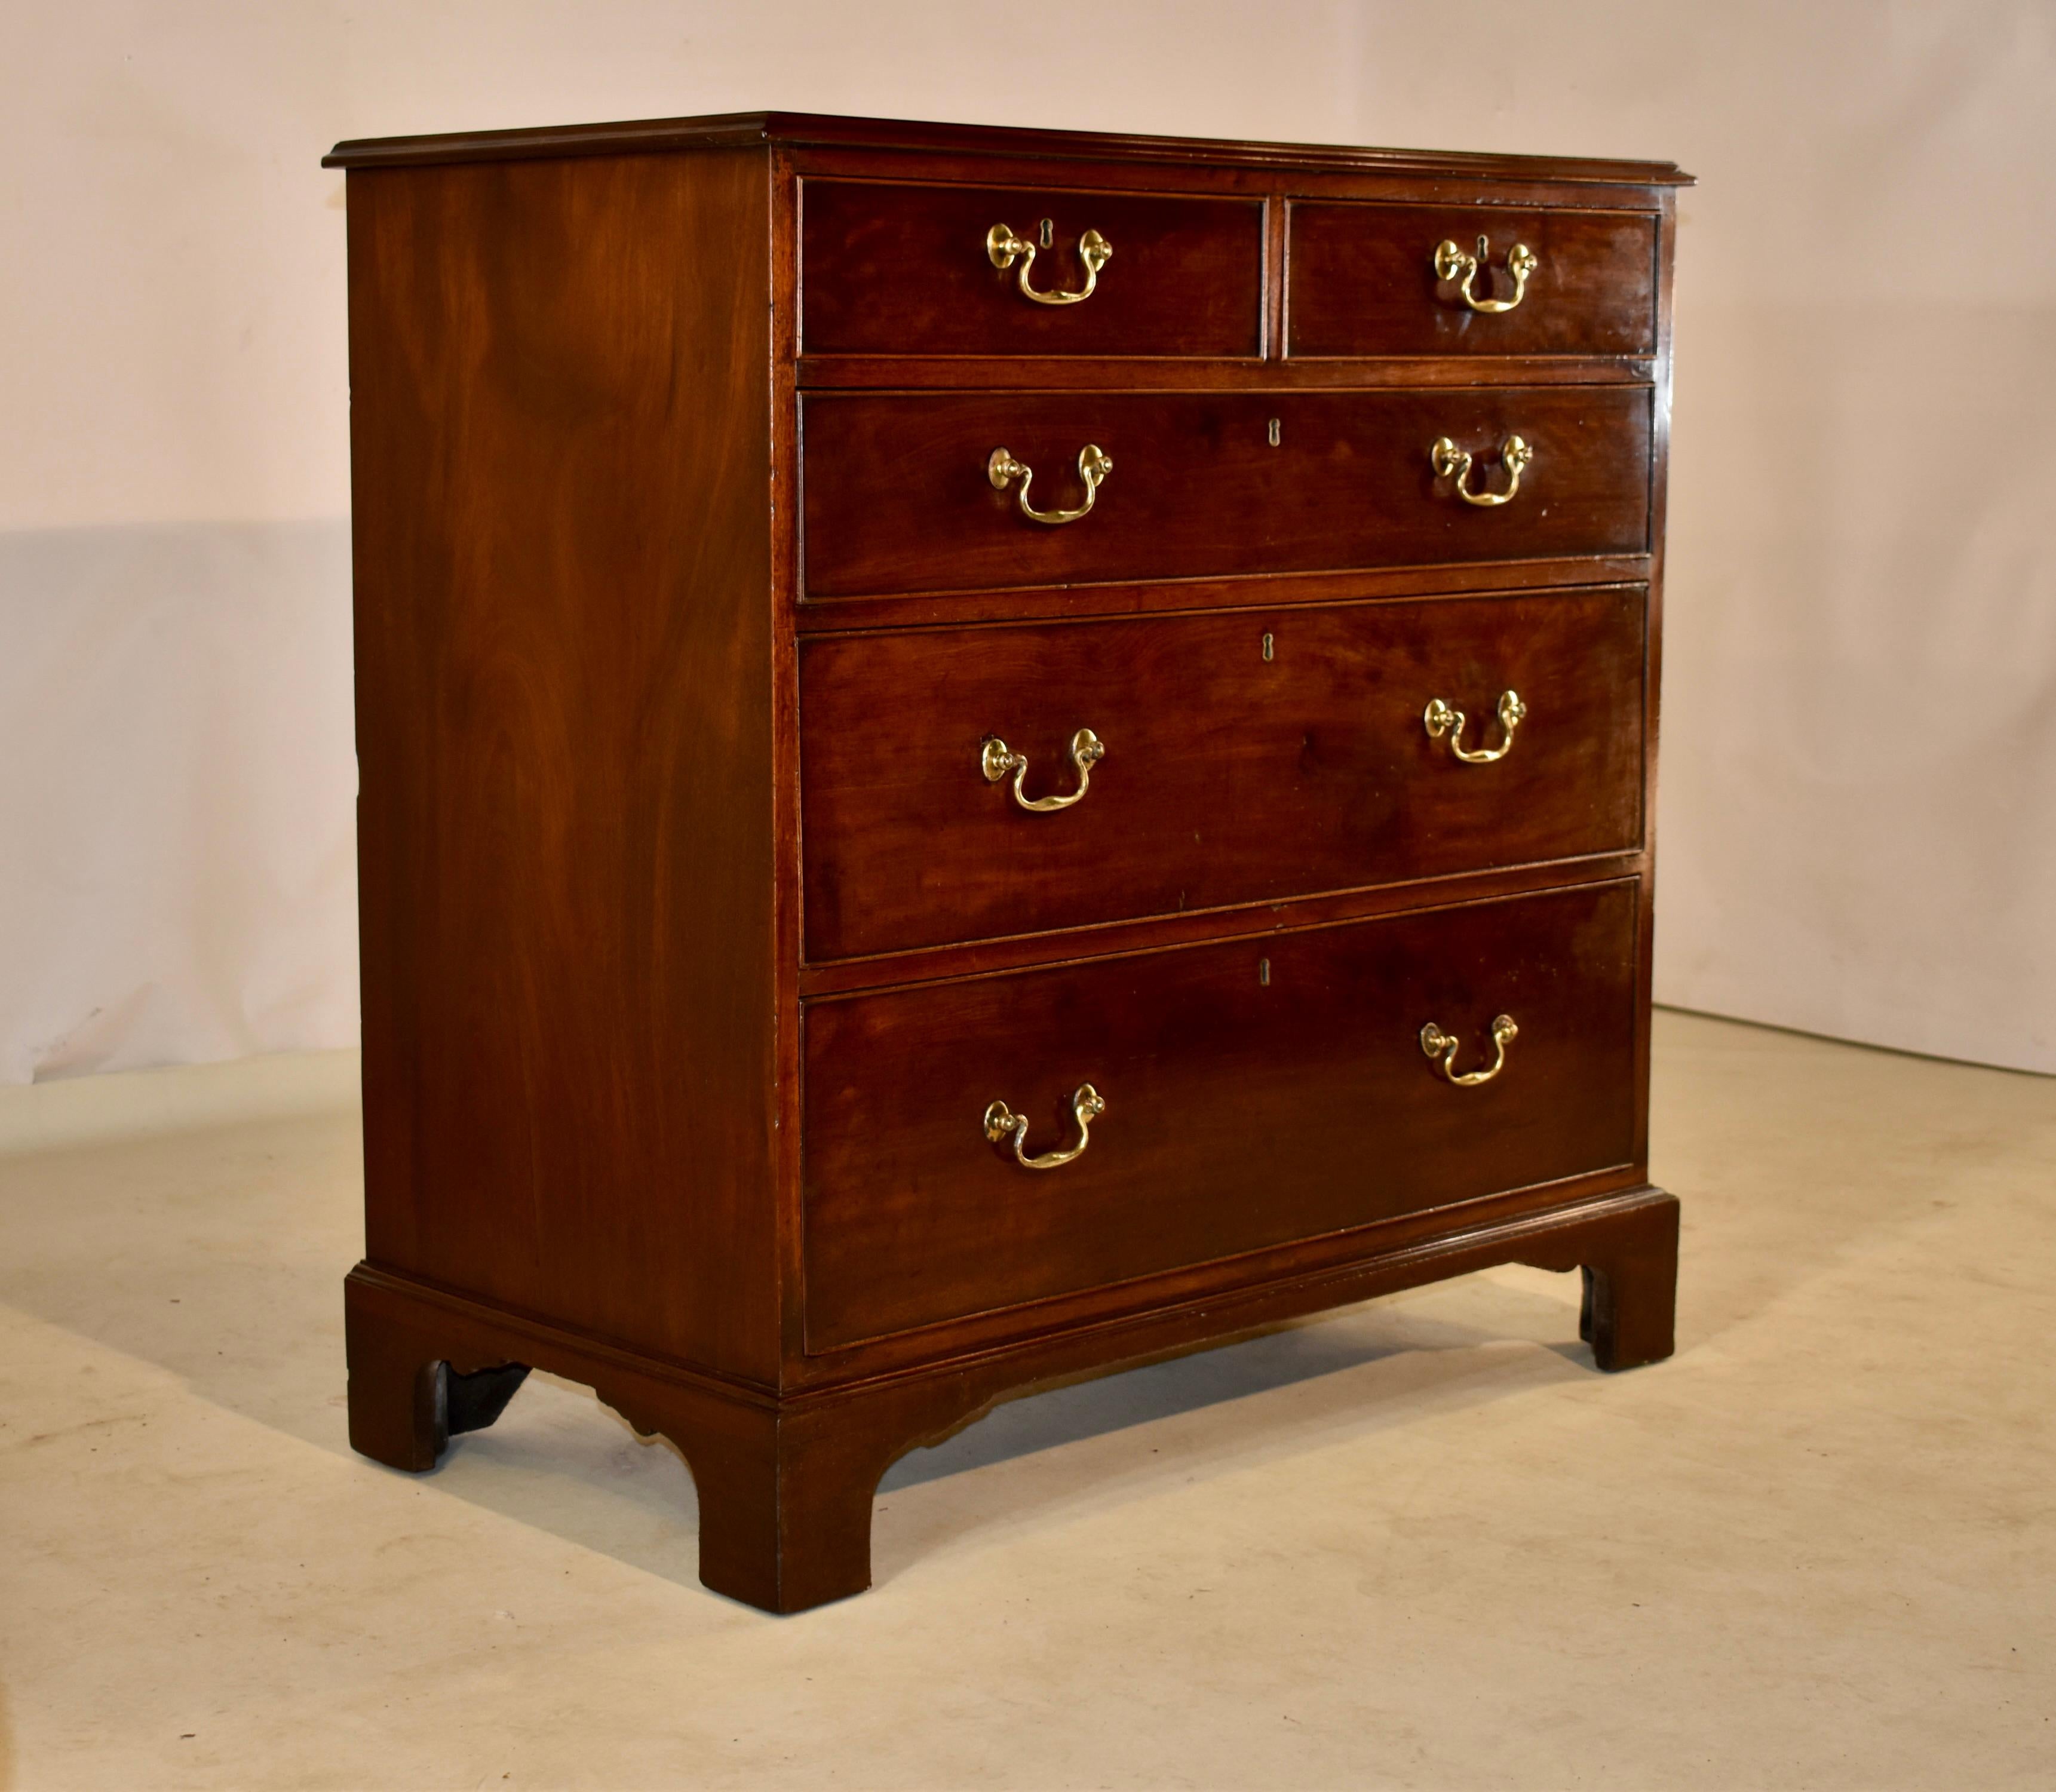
left=330, top=112, right=1687, bottom=1613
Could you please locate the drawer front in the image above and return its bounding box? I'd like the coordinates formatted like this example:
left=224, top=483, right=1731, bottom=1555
left=803, top=880, right=1640, bottom=1349
left=800, top=587, right=1646, bottom=961
left=800, top=180, right=1265, bottom=358
left=800, top=388, right=1650, bottom=599
left=1287, top=202, right=1658, bottom=358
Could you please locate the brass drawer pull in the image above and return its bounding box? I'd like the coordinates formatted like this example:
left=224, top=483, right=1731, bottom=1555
left=987, top=222, right=1112, bottom=305
left=1420, top=1015, right=1518, bottom=1087
left=1424, top=690, right=1526, bottom=763
left=1433, top=234, right=1539, bottom=314
left=984, top=1084, right=1105, bottom=1170
left=1431, top=434, right=1532, bottom=507
left=981, top=726, right=1104, bottom=812
left=987, top=443, right=1112, bottom=525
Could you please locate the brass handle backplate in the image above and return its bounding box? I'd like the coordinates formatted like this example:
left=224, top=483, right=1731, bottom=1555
left=1424, top=691, right=1526, bottom=763
left=984, top=1084, right=1105, bottom=1170
left=1420, top=1015, right=1518, bottom=1087
left=1431, top=434, right=1532, bottom=507
left=1433, top=234, right=1539, bottom=314
left=987, top=222, right=1112, bottom=305
left=988, top=443, right=1112, bottom=525
left=981, top=726, right=1104, bottom=812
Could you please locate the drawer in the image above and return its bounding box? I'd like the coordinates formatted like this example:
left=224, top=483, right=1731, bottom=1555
left=1287, top=202, right=1658, bottom=358
left=800, top=388, right=1650, bottom=599
left=800, top=180, right=1265, bottom=357
left=803, top=880, right=1640, bottom=1348
left=800, top=587, right=1646, bottom=961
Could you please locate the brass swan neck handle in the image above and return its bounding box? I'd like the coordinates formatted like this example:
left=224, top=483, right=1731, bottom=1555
left=1433, top=234, right=1539, bottom=314
left=981, top=727, right=1104, bottom=812
left=1420, top=1016, right=1519, bottom=1087
left=984, top=1084, right=1106, bottom=1170
left=1424, top=691, right=1526, bottom=764
left=987, top=222, right=1113, bottom=305
left=1431, top=434, right=1532, bottom=507
left=988, top=443, right=1112, bottom=525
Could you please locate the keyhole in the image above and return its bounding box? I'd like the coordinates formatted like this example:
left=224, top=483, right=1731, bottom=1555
left=1267, top=417, right=1281, bottom=447
left=1259, top=958, right=1271, bottom=986
left=1261, top=633, right=1274, bottom=662
left=1038, top=217, right=1055, bottom=249
left=1476, top=234, right=1490, bottom=260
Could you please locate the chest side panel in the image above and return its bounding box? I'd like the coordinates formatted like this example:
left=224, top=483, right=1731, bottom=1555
left=349, top=148, right=782, bottom=1379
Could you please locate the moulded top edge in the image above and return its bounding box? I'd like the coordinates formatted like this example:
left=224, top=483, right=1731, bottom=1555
left=321, top=108, right=1694, bottom=186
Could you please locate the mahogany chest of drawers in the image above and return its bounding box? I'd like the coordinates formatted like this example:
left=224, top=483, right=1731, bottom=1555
left=330, top=112, right=1687, bottom=1613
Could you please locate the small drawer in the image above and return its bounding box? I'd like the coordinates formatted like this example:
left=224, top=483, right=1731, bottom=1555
left=800, top=388, right=1650, bottom=599
left=1287, top=201, right=1658, bottom=358
left=800, top=587, right=1646, bottom=961
left=802, top=880, right=1640, bottom=1349
left=799, top=180, right=1266, bottom=357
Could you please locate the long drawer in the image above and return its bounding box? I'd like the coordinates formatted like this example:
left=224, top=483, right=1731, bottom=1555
left=800, top=180, right=1266, bottom=358
left=803, top=879, right=1640, bottom=1349
left=800, top=586, right=1646, bottom=961
left=800, top=388, right=1652, bottom=598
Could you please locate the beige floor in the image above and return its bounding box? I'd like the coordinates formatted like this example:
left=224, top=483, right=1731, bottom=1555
left=0, top=1011, right=2050, bottom=1791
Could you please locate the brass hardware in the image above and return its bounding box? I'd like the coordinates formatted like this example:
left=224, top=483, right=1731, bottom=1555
left=986, top=220, right=1112, bottom=305
left=1038, top=217, right=1054, bottom=248
left=1430, top=434, right=1532, bottom=507
left=984, top=1083, right=1104, bottom=1170
left=1267, top=416, right=1281, bottom=446
left=1259, top=958, right=1271, bottom=986
left=1432, top=234, right=1539, bottom=314
left=1420, top=1015, right=1518, bottom=1086
left=987, top=443, right=1112, bottom=526
left=981, top=726, right=1104, bottom=812
left=1424, top=690, right=1526, bottom=763
left=1261, top=632, right=1274, bottom=662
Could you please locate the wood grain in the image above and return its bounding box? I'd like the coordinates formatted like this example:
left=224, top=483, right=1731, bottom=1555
left=800, top=387, right=1652, bottom=599
left=348, top=149, right=781, bottom=1380
left=800, top=179, right=1264, bottom=358
left=326, top=110, right=1690, bottom=188
left=1286, top=201, right=1658, bottom=357
left=803, top=880, right=1640, bottom=1348
left=346, top=1181, right=1675, bottom=1610
left=800, top=586, right=1647, bottom=959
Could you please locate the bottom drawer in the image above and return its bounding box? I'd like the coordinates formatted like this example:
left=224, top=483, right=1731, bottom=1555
left=802, top=880, right=1640, bottom=1350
